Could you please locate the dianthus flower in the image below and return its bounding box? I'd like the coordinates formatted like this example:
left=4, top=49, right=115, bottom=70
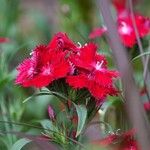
left=16, top=45, right=70, bottom=88
left=48, top=32, right=78, bottom=52
left=16, top=32, right=79, bottom=87
left=66, top=43, right=119, bottom=101
left=89, top=1, right=150, bottom=47
left=16, top=32, right=119, bottom=102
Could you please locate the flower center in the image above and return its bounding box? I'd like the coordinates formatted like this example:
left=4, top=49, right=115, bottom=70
left=119, top=22, right=132, bottom=35
left=28, top=67, right=34, bottom=76
left=95, top=60, right=104, bottom=70
left=42, top=64, right=51, bottom=75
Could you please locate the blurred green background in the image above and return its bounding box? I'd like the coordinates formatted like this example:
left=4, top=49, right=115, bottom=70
left=0, top=0, right=150, bottom=149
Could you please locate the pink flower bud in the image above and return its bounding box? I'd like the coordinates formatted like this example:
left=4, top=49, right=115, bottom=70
left=48, top=105, right=55, bottom=120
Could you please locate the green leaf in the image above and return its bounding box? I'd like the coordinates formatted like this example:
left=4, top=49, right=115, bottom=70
left=40, top=119, right=54, bottom=129
left=0, top=137, right=8, bottom=150
left=23, top=90, right=68, bottom=103
left=23, top=92, right=52, bottom=103
left=40, top=119, right=56, bottom=135
left=74, top=104, right=87, bottom=137
left=132, top=51, right=150, bottom=61
left=11, top=138, right=31, bottom=150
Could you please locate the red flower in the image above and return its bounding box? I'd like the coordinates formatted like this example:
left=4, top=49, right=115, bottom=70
left=66, top=74, right=88, bottom=89
left=70, top=43, right=107, bottom=71
left=112, top=0, right=126, bottom=12
left=144, top=102, right=150, bottom=111
left=112, top=0, right=137, bottom=13
left=0, top=37, right=10, bottom=43
left=15, top=58, right=37, bottom=87
left=89, top=9, right=150, bottom=47
left=89, top=27, right=106, bottom=39
left=16, top=32, right=119, bottom=101
left=48, top=32, right=78, bottom=52
left=67, top=43, right=119, bottom=100
left=92, top=130, right=139, bottom=150
left=16, top=45, right=70, bottom=88
left=117, top=13, right=150, bottom=47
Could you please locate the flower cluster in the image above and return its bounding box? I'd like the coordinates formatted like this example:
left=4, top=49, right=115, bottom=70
left=89, top=0, right=150, bottom=47
left=16, top=32, right=118, bottom=101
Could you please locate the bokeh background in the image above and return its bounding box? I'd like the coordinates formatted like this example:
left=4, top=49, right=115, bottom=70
left=0, top=0, right=150, bottom=149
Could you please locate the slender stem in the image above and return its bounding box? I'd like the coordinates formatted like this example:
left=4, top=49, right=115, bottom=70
left=143, top=55, right=150, bottom=100
left=143, top=56, right=150, bottom=80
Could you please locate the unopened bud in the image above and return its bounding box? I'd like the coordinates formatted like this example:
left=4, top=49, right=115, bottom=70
left=48, top=105, right=55, bottom=121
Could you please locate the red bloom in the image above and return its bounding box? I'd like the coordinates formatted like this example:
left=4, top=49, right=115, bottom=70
left=89, top=13, right=150, bottom=47
left=48, top=32, right=78, bottom=52
left=117, top=13, right=150, bottom=47
left=112, top=0, right=137, bottom=13
left=112, top=0, right=126, bottom=12
left=70, top=43, right=107, bottom=71
left=89, top=27, right=106, bottom=39
left=66, top=74, right=88, bottom=89
left=92, top=130, right=139, bottom=150
left=16, top=45, right=70, bottom=88
left=67, top=43, right=119, bottom=100
left=144, top=102, right=150, bottom=111
left=15, top=58, right=37, bottom=87
left=16, top=32, right=119, bottom=101
left=0, top=37, right=10, bottom=43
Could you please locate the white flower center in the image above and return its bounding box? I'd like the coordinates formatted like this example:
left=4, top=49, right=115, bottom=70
left=42, top=64, right=51, bottom=75
left=28, top=67, right=34, bottom=75
left=119, top=22, right=132, bottom=35
left=95, top=60, right=104, bottom=70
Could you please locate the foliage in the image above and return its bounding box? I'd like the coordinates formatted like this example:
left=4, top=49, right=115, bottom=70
left=0, top=0, right=150, bottom=150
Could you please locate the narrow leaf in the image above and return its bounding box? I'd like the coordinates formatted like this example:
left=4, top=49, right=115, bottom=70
left=23, top=91, right=68, bottom=103
left=74, top=104, right=87, bottom=137
left=132, top=51, right=150, bottom=61
left=40, top=119, right=54, bottom=130
left=11, top=138, right=31, bottom=150
left=23, top=92, right=52, bottom=103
